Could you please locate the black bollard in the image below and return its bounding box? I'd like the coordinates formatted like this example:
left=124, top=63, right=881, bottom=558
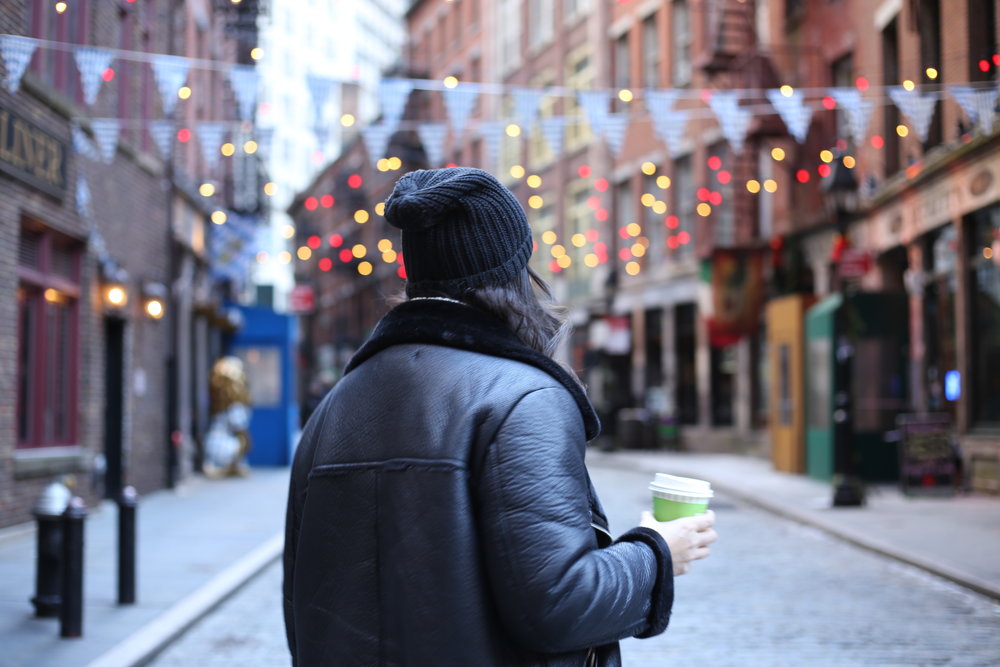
left=59, top=497, right=87, bottom=639
left=117, top=486, right=138, bottom=605
left=31, top=481, right=71, bottom=617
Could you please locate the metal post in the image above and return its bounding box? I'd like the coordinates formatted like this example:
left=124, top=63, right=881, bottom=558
left=60, top=497, right=87, bottom=638
left=117, top=486, right=138, bottom=605
left=832, top=208, right=865, bottom=507
left=31, top=480, right=71, bottom=617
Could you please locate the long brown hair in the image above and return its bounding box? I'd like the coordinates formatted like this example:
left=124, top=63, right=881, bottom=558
left=391, top=266, right=569, bottom=358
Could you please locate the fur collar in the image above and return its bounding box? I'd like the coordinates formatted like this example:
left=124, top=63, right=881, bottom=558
left=345, top=299, right=601, bottom=440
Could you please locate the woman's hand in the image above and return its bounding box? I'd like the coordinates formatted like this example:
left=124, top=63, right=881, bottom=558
left=640, top=510, right=717, bottom=576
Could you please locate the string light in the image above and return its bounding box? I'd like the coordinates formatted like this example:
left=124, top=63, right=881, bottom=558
left=541, top=230, right=557, bottom=244
left=55, top=2, right=68, bottom=13
left=641, top=193, right=656, bottom=207
left=264, top=182, right=276, bottom=196
left=341, top=113, right=355, bottom=127
left=297, top=246, right=311, bottom=261
left=902, top=79, right=915, bottom=91
left=746, top=179, right=761, bottom=194
left=178, top=86, right=192, bottom=100
left=651, top=201, right=667, bottom=214
left=278, top=251, right=292, bottom=264
left=618, top=89, right=633, bottom=103
left=199, top=183, right=215, bottom=197
left=250, top=47, right=263, bottom=61
left=842, top=155, right=856, bottom=168
left=375, top=202, right=386, bottom=216
left=896, top=124, right=909, bottom=137
left=551, top=244, right=566, bottom=258
left=528, top=195, right=544, bottom=209
left=211, top=210, right=227, bottom=224
left=243, top=140, right=257, bottom=154
left=771, top=147, right=785, bottom=161
left=820, top=149, right=834, bottom=163
left=641, top=161, right=656, bottom=175
left=281, top=224, right=295, bottom=239
left=354, top=209, right=370, bottom=223
left=780, top=85, right=794, bottom=97
left=387, top=157, right=402, bottom=170
left=377, top=158, right=390, bottom=171
left=763, top=179, right=778, bottom=193
left=304, top=197, right=318, bottom=211
left=378, top=239, right=393, bottom=252
left=625, top=261, right=640, bottom=276
left=925, top=67, right=938, bottom=79
left=220, top=142, right=235, bottom=157
left=510, top=165, right=525, bottom=179
left=571, top=233, right=586, bottom=247
left=697, top=203, right=712, bottom=216
left=358, top=261, right=373, bottom=276
left=626, top=222, right=641, bottom=237
left=307, top=235, right=321, bottom=249
left=505, top=124, right=521, bottom=137
left=526, top=174, right=542, bottom=188
left=443, top=75, right=459, bottom=88
left=352, top=244, right=367, bottom=258
left=328, top=233, right=343, bottom=247
left=656, top=175, right=671, bottom=189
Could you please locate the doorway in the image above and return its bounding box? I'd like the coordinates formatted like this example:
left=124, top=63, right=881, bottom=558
left=104, top=317, right=125, bottom=499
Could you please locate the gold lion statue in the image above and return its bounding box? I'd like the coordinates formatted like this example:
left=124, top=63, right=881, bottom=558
left=204, top=356, right=252, bottom=478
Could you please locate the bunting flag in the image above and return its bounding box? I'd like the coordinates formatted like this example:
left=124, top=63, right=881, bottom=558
left=76, top=175, right=93, bottom=220
left=151, top=54, right=190, bottom=116
left=888, top=87, right=939, bottom=143
left=378, top=78, right=414, bottom=130
left=948, top=85, right=999, bottom=135
left=71, top=123, right=100, bottom=161
left=644, top=89, right=681, bottom=115
left=361, top=120, right=394, bottom=163
left=314, top=125, right=329, bottom=151
left=306, top=73, right=339, bottom=125
left=477, top=120, right=506, bottom=166
left=0, top=35, right=36, bottom=93
left=148, top=120, right=175, bottom=159
left=196, top=122, right=228, bottom=169
left=577, top=90, right=610, bottom=137
left=442, top=84, right=480, bottom=137
left=829, top=88, right=876, bottom=146
left=603, top=113, right=630, bottom=156
left=90, top=118, right=121, bottom=163
left=511, top=87, right=545, bottom=133
left=651, top=109, right=689, bottom=157
left=707, top=91, right=752, bottom=153
left=766, top=89, right=813, bottom=143
left=417, top=122, right=448, bottom=167
left=255, top=126, right=275, bottom=156
left=228, top=65, right=259, bottom=121
left=538, top=116, right=566, bottom=157
left=73, top=46, right=115, bottom=106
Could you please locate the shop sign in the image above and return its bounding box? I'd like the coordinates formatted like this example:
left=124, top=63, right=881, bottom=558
left=0, top=105, right=66, bottom=198
left=288, top=284, right=315, bottom=314
left=838, top=248, right=871, bottom=280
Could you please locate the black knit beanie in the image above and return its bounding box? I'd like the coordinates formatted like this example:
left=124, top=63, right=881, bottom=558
left=383, top=167, right=533, bottom=291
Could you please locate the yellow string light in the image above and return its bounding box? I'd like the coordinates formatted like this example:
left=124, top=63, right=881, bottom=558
left=220, top=143, right=235, bottom=157
left=281, top=224, right=295, bottom=239
left=352, top=244, right=367, bottom=258
left=211, top=210, right=227, bottom=224
left=382, top=250, right=397, bottom=263
left=243, top=140, right=257, bottom=154
left=641, top=161, right=656, bottom=175
left=896, top=124, right=909, bottom=137
left=341, top=113, right=356, bottom=127
left=780, top=84, right=794, bottom=97
left=656, top=175, right=671, bottom=189
left=746, top=179, right=761, bottom=194
left=377, top=239, right=393, bottom=252
left=526, top=174, right=542, bottom=188
left=763, top=179, right=778, bottom=193
left=640, top=193, right=656, bottom=207
left=528, top=195, right=544, bottom=209
left=771, top=147, right=785, bottom=161
left=443, top=75, right=459, bottom=88
left=278, top=251, right=291, bottom=264
left=354, top=210, right=370, bottom=224
left=510, top=165, right=525, bottom=179
left=625, top=261, right=640, bottom=275
left=199, top=183, right=216, bottom=197
left=820, top=149, right=834, bottom=163
left=551, top=244, right=566, bottom=258
left=626, top=222, right=641, bottom=237
left=618, top=89, right=633, bottom=103
left=178, top=86, right=192, bottom=100
left=297, top=246, right=312, bottom=260
left=651, top=201, right=667, bottom=215
left=631, top=243, right=646, bottom=257
left=584, top=254, right=599, bottom=268
left=696, top=203, right=712, bottom=216
left=571, top=233, right=586, bottom=247
left=556, top=255, right=572, bottom=268
left=358, top=261, right=373, bottom=276
left=388, top=157, right=402, bottom=170
left=902, top=79, right=915, bottom=91
left=375, top=202, right=386, bottom=216
left=264, top=182, right=277, bottom=196
left=842, top=155, right=856, bottom=168
left=541, top=230, right=557, bottom=244
left=250, top=47, right=263, bottom=61
left=506, top=124, right=521, bottom=138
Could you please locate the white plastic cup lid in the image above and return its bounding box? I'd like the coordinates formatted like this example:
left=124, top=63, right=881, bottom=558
left=649, top=473, right=713, bottom=498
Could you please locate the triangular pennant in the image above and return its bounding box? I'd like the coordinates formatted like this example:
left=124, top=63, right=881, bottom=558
left=888, top=87, right=939, bottom=143
left=603, top=113, right=630, bottom=156
left=650, top=109, right=689, bottom=157
left=314, top=125, right=329, bottom=151
left=361, top=121, right=394, bottom=163
left=73, top=47, right=115, bottom=106
left=76, top=175, right=93, bottom=220
left=707, top=91, right=752, bottom=153
left=948, top=85, right=999, bottom=135
left=538, top=116, right=566, bottom=157
left=829, top=88, right=876, bottom=146
left=477, top=121, right=506, bottom=166
left=228, top=65, right=259, bottom=121
left=90, top=119, right=121, bottom=163
left=766, top=89, right=814, bottom=143
left=417, top=122, right=448, bottom=167
left=442, top=84, right=480, bottom=137
left=148, top=120, right=175, bottom=159
left=511, top=88, right=545, bottom=133
left=644, top=89, right=681, bottom=115
left=378, top=78, right=414, bottom=130
left=151, top=54, right=190, bottom=116
left=577, top=90, right=611, bottom=137
left=196, top=122, right=228, bottom=170
left=306, top=73, right=339, bottom=125
left=72, top=123, right=100, bottom=161
left=0, top=35, right=37, bottom=93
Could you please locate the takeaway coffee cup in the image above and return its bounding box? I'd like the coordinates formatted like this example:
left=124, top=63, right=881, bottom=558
left=649, top=473, right=713, bottom=521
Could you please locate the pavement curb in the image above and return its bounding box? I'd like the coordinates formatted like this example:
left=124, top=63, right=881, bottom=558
left=588, top=452, right=1000, bottom=603
left=85, top=533, right=284, bottom=667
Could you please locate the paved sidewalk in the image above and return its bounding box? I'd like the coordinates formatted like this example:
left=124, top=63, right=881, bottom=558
left=0, top=468, right=289, bottom=667
left=588, top=449, right=1000, bottom=602
left=1, top=450, right=997, bottom=667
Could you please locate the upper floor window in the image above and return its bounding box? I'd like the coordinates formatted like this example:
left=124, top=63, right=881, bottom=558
left=671, top=0, right=692, bottom=88
left=29, top=0, right=90, bottom=104
left=642, top=14, right=660, bottom=89
left=529, top=0, right=555, bottom=50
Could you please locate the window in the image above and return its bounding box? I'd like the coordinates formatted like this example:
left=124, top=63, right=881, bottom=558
left=880, top=20, right=901, bottom=174
left=642, top=14, right=659, bottom=88
left=17, top=224, right=82, bottom=449
left=968, top=205, right=1000, bottom=425
left=917, top=0, right=942, bottom=147
left=564, top=46, right=594, bottom=151
left=500, top=0, right=522, bottom=74
left=708, top=142, right=734, bottom=247
left=529, top=0, right=555, bottom=49
left=29, top=0, right=90, bottom=103
left=968, top=0, right=998, bottom=82
left=613, top=33, right=630, bottom=111
left=644, top=174, right=665, bottom=265
left=672, top=156, right=695, bottom=258
left=671, top=0, right=691, bottom=88
left=565, top=0, right=592, bottom=23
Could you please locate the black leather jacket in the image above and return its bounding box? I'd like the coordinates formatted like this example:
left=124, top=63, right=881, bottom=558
left=284, top=300, right=673, bottom=666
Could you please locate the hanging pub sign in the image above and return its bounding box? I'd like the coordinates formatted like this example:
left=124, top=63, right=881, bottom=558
left=704, top=249, right=765, bottom=347
left=0, top=104, right=67, bottom=199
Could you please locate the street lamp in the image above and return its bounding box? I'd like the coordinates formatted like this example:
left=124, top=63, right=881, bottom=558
left=822, top=153, right=864, bottom=507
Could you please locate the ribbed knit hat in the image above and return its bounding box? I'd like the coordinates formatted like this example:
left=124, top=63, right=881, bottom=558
left=383, top=167, right=533, bottom=291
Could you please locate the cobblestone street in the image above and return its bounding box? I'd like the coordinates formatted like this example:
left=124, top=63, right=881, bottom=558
left=151, top=463, right=1000, bottom=666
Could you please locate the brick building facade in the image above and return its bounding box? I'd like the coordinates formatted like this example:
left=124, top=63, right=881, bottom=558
left=291, top=0, right=999, bottom=490
left=1, top=1, right=262, bottom=529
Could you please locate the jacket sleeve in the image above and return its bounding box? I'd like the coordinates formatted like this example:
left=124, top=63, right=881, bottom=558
left=475, top=386, right=674, bottom=654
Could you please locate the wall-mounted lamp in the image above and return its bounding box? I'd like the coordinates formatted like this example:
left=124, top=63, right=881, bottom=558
left=100, top=260, right=129, bottom=311
left=142, top=282, right=168, bottom=320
